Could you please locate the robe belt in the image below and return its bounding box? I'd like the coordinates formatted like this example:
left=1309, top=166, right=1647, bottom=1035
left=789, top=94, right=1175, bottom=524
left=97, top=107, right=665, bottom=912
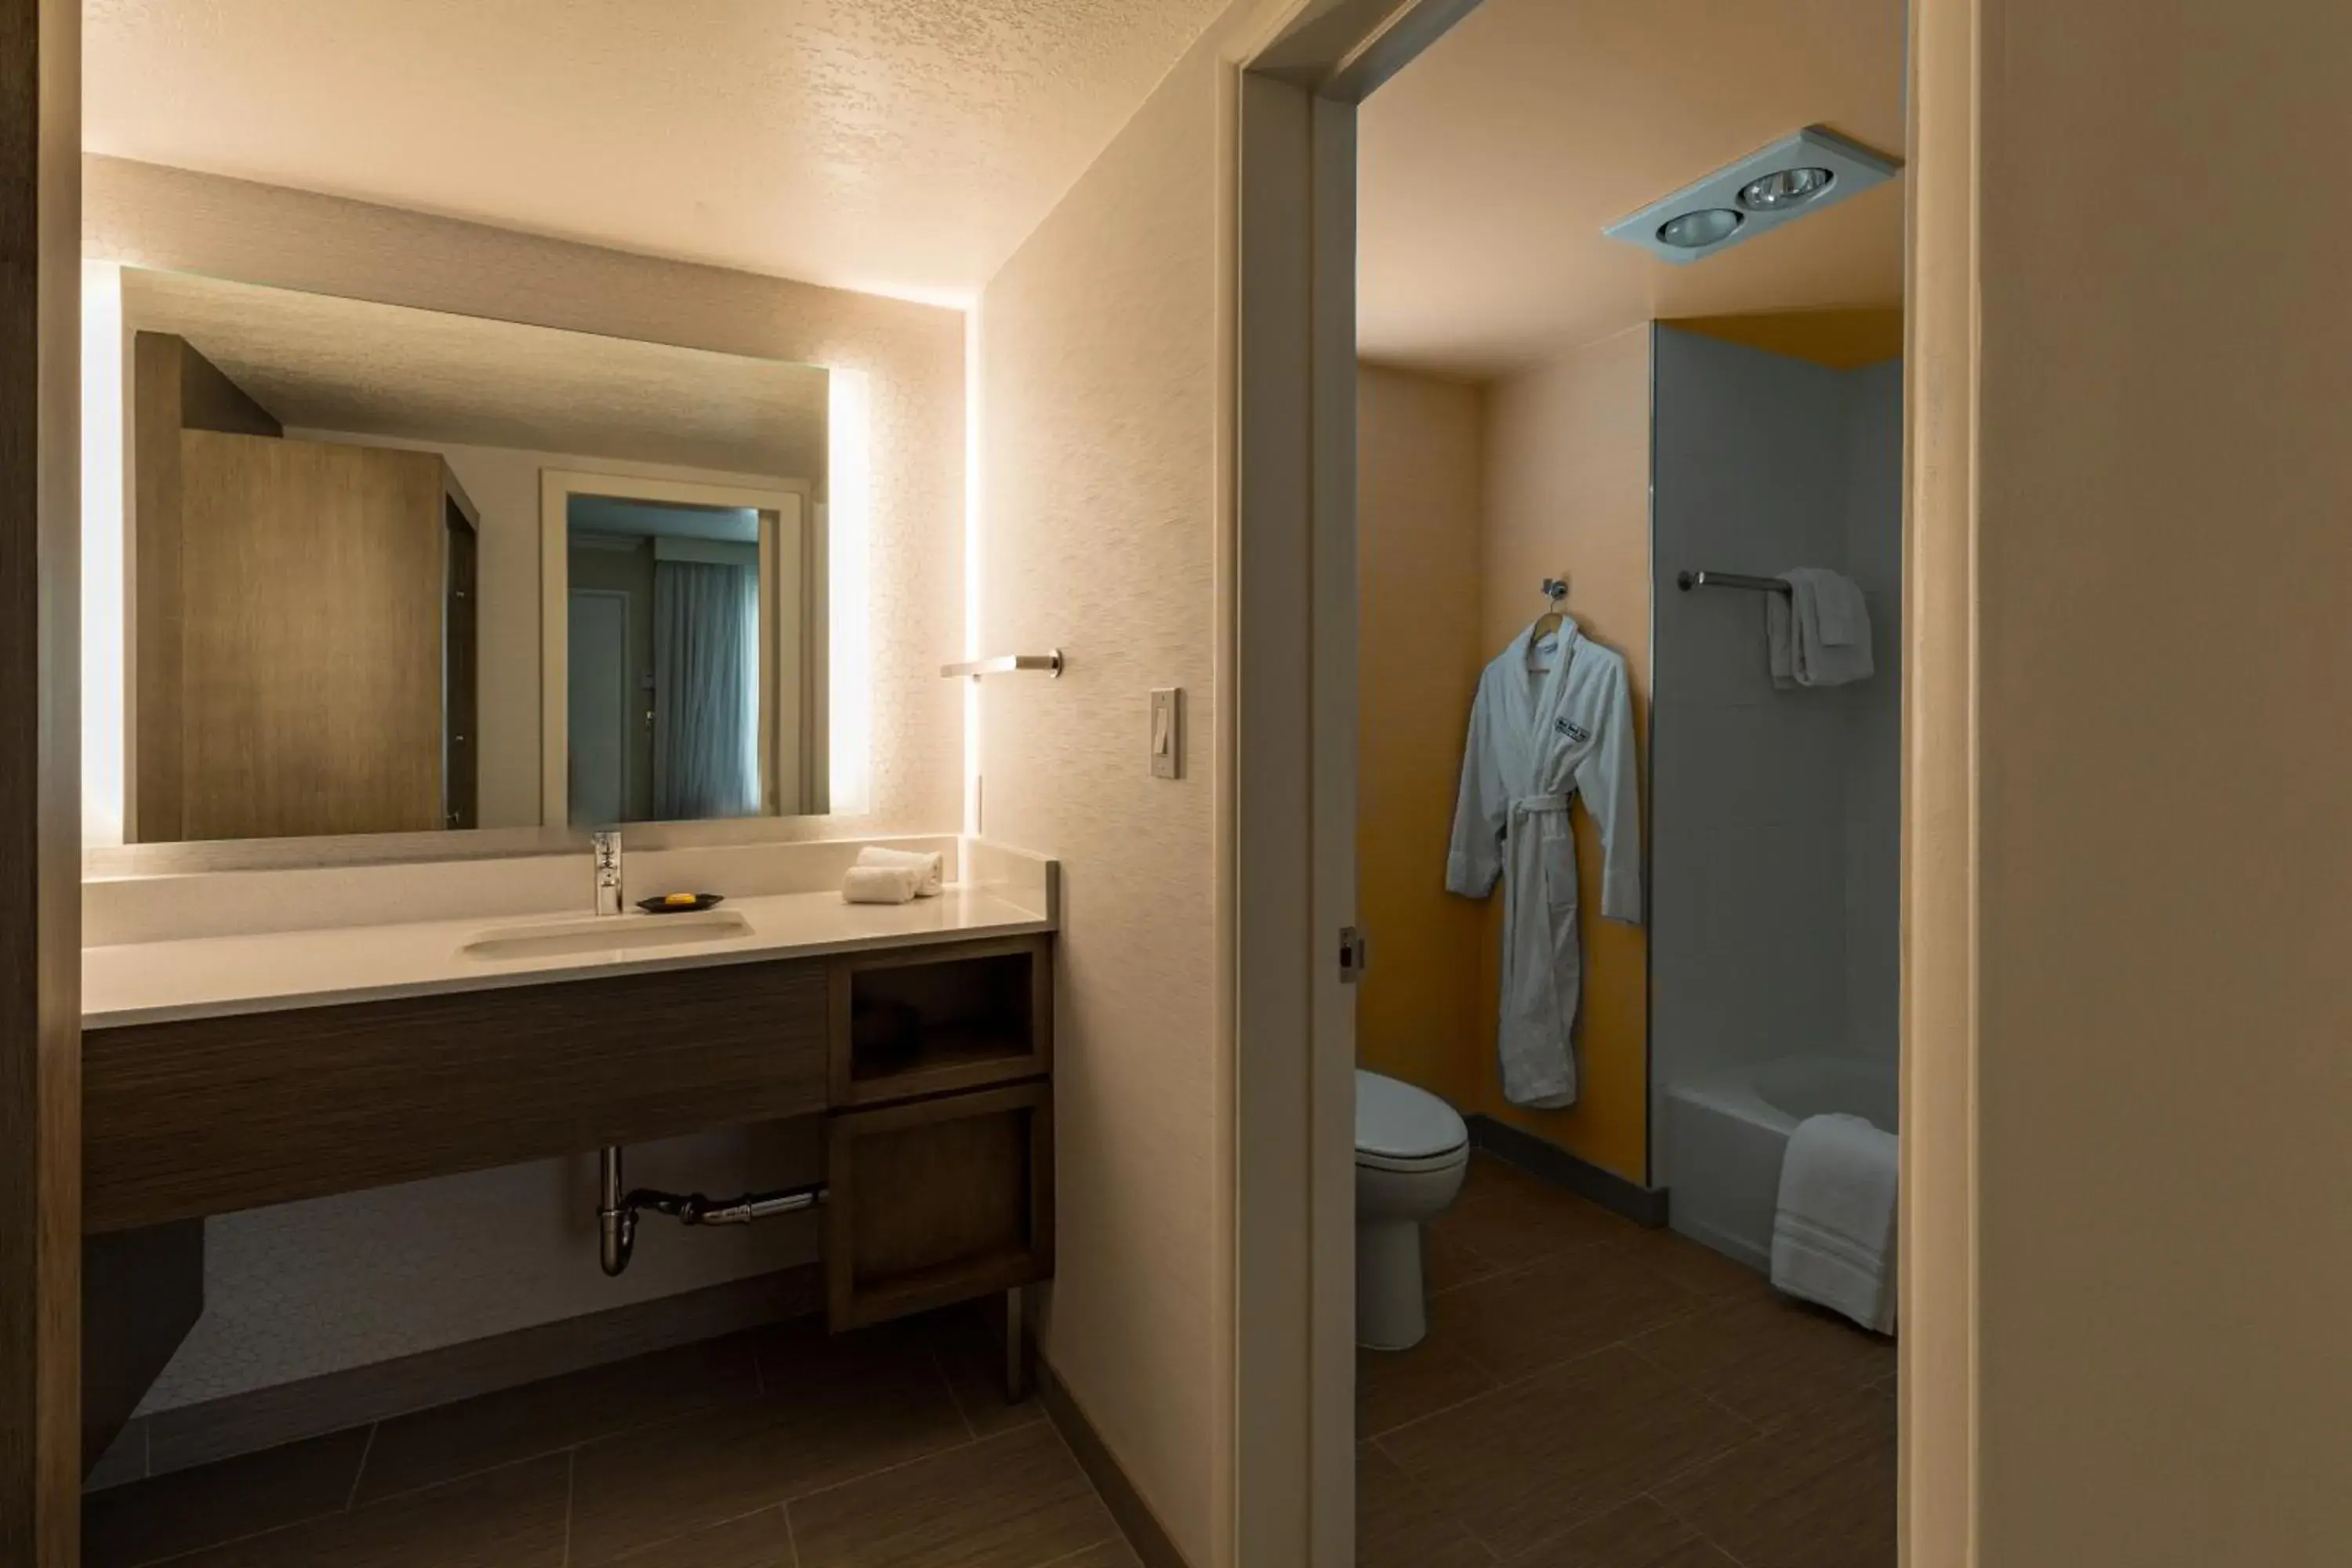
left=1506, top=791, right=1573, bottom=860
left=1505, top=794, right=1573, bottom=905
left=1496, top=792, right=1577, bottom=1102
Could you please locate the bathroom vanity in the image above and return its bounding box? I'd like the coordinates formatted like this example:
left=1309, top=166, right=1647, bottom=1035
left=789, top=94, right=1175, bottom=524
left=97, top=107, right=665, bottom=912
left=78, top=840, right=1058, bottom=1468
left=72, top=254, right=1035, bottom=1483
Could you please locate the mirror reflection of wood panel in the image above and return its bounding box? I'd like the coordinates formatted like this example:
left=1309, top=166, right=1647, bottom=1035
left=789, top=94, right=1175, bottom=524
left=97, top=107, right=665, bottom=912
left=131, top=331, right=284, bottom=841
left=176, top=431, right=477, bottom=839
left=119, top=270, right=830, bottom=843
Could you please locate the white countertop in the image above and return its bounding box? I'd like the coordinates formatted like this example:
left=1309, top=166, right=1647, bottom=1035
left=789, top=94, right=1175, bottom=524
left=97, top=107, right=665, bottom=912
left=84, top=884, right=1054, bottom=1030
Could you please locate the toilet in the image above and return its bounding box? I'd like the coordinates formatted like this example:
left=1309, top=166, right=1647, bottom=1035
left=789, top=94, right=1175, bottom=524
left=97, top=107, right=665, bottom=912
left=1355, top=1069, right=1472, bottom=1350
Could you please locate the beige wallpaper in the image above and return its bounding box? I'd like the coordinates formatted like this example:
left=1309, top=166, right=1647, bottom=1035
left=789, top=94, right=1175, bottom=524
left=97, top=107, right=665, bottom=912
left=1969, top=0, right=2352, bottom=1559
left=974, top=16, right=1237, bottom=1563
left=85, top=154, right=964, bottom=840
left=84, top=157, right=966, bottom=1406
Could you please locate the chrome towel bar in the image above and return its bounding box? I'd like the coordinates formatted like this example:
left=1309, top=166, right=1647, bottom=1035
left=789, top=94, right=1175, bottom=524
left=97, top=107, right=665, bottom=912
left=942, top=651, right=1065, bottom=679
left=1676, top=570, right=1791, bottom=596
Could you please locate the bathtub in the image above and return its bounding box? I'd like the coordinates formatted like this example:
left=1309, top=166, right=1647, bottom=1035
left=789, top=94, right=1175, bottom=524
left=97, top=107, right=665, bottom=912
left=1661, top=1054, right=1898, bottom=1272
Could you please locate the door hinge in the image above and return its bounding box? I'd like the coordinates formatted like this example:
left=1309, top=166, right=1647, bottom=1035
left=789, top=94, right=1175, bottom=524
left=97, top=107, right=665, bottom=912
left=1338, top=926, right=1369, bottom=984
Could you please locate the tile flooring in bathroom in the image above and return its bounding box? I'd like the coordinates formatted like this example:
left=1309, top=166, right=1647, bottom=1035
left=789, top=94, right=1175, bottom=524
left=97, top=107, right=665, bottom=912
left=84, top=1308, right=1138, bottom=1568
left=1359, top=1153, right=1896, bottom=1568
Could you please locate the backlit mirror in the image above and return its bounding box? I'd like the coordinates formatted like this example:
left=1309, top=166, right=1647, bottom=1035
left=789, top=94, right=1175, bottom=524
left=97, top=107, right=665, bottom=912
left=96, top=267, right=840, bottom=842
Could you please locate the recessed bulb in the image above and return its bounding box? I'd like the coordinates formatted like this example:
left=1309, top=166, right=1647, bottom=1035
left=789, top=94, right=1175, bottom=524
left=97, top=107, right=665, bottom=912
left=1739, top=166, right=1835, bottom=211
left=1656, top=209, right=1743, bottom=249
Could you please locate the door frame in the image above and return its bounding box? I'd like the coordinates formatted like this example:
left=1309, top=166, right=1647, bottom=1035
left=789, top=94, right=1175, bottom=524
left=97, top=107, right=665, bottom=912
left=1, top=0, right=83, bottom=1559
left=1231, top=5, right=1487, bottom=1563
left=1229, top=0, right=1977, bottom=1563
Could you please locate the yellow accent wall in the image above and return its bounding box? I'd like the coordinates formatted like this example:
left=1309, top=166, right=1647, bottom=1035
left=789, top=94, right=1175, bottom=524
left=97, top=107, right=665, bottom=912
left=1355, top=367, right=1488, bottom=1102
left=1356, top=325, right=1655, bottom=1184
left=1669, top=306, right=1904, bottom=371
left=1477, top=327, right=1654, bottom=1182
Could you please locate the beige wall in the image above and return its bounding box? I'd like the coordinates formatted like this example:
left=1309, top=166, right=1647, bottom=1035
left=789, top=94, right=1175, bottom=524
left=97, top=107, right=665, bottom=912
left=1476, top=326, right=1653, bottom=1181
left=1354, top=367, right=1486, bottom=1105
left=975, top=3, right=1295, bottom=1557
left=1958, top=0, right=2352, bottom=1560
left=85, top=154, right=964, bottom=840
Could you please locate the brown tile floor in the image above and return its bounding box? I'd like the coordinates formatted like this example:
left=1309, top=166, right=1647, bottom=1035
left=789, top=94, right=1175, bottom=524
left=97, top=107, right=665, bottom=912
left=85, top=1308, right=1140, bottom=1568
left=1359, top=1155, right=1895, bottom=1568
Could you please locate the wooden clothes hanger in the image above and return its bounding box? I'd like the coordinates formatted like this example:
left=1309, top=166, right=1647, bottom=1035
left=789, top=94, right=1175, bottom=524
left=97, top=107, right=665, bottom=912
left=1531, top=576, right=1569, bottom=640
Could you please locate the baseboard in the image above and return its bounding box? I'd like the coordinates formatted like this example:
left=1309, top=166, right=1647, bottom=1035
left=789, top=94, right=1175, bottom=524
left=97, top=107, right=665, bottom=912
left=1036, top=1356, right=1190, bottom=1568
left=94, top=1264, right=821, bottom=1488
left=1467, top=1114, right=1671, bottom=1228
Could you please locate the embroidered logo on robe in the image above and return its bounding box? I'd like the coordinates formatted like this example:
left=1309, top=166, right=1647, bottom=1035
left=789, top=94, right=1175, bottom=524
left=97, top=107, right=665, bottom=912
left=1555, top=717, right=1591, bottom=743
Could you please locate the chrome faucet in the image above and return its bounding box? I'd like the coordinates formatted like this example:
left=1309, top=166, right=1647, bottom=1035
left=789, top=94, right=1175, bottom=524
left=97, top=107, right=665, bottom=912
left=593, top=830, right=623, bottom=916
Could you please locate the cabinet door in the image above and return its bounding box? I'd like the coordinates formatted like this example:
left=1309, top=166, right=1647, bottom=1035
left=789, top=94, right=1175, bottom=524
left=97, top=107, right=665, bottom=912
left=825, top=1083, right=1054, bottom=1331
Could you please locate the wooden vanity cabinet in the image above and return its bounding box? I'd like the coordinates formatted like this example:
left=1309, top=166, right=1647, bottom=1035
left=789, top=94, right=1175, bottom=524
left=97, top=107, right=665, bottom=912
left=828, top=935, right=1054, bottom=1105
left=821, top=934, right=1057, bottom=1331
left=82, top=959, right=833, bottom=1233
left=79, top=927, right=1057, bottom=1463
left=826, top=1083, right=1054, bottom=1330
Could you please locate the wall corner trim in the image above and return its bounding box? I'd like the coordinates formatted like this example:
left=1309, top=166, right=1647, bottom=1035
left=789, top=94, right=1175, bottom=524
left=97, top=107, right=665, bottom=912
left=1036, top=1354, right=1191, bottom=1568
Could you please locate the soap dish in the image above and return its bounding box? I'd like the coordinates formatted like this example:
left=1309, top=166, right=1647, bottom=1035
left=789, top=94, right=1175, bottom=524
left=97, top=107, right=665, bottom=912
left=636, top=893, right=726, bottom=915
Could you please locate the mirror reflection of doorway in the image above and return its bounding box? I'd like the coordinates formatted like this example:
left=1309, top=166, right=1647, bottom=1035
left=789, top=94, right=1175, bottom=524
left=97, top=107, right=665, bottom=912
left=554, top=485, right=789, bottom=826
left=565, top=589, right=632, bottom=827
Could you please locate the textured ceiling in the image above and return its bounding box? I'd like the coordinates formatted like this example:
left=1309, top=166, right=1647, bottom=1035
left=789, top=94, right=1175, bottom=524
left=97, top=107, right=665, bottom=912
left=125, top=267, right=832, bottom=480
left=1359, top=0, right=1907, bottom=379
left=85, top=0, right=1234, bottom=303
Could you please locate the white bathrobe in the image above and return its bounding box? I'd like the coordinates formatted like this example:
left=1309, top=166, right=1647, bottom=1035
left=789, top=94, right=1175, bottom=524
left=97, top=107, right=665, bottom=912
left=1447, top=619, right=1642, bottom=1108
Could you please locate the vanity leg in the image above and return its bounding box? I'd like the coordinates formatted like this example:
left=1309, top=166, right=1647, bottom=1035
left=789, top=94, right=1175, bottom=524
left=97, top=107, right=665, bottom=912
left=1004, top=1285, right=1029, bottom=1403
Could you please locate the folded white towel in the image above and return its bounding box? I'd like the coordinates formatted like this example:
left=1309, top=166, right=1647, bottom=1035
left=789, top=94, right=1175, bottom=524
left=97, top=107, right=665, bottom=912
left=1771, top=1112, right=1898, bottom=1334
left=842, top=865, right=922, bottom=905
left=1766, top=568, right=1874, bottom=688
left=855, top=845, right=943, bottom=898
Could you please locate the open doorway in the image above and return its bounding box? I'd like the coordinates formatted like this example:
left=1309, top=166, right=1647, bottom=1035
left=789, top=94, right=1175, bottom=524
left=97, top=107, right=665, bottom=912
left=1235, top=0, right=1910, bottom=1561
left=1352, top=6, right=1904, bottom=1561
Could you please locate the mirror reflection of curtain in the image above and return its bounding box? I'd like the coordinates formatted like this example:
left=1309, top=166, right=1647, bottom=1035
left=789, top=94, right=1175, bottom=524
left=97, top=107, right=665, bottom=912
left=652, top=560, right=760, bottom=818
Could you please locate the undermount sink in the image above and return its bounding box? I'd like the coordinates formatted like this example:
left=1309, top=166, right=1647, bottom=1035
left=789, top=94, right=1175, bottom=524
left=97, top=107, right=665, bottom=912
left=461, top=909, right=752, bottom=961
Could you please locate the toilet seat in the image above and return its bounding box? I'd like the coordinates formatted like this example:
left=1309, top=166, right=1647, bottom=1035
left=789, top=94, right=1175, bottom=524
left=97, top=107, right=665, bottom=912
left=1356, top=1070, right=1469, bottom=1173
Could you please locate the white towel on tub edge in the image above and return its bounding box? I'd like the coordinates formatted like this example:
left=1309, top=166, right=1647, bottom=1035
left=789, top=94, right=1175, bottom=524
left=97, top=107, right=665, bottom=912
left=1771, top=1111, right=1898, bottom=1334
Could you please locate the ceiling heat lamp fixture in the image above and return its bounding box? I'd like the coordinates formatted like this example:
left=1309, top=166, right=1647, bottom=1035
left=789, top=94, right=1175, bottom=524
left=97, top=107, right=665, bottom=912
left=1603, top=126, right=1901, bottom=264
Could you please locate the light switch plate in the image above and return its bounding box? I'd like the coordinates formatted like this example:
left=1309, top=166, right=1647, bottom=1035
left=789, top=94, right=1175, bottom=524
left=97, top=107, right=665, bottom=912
left=1150, top=688, right=1183, bottom=779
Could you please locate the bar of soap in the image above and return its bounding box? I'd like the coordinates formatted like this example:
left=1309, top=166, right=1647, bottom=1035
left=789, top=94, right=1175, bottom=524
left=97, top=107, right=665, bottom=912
left=662, top=893, right=699, bottom=907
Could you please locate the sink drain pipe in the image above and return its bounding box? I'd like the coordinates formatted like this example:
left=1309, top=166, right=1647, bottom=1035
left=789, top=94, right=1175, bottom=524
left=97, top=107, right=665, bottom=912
left=598, top=1145, right=826, bottom=1277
